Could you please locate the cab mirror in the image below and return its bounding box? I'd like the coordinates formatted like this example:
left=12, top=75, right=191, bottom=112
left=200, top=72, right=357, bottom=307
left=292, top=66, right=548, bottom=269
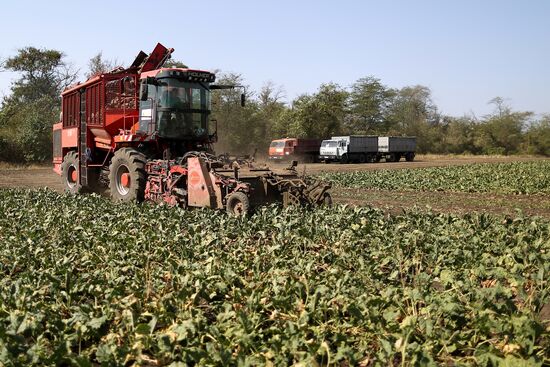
left=140, top=84, right=148, bottom=101
left=240, top=93, right=246, bottom=107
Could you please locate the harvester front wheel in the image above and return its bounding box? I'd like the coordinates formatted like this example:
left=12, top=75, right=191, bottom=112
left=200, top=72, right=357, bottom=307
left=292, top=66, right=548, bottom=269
left=226, top=192, right=250, bottom=216
left=109, top=148, right=146, bottom=202
left=61, top=151, right=82, bottom=194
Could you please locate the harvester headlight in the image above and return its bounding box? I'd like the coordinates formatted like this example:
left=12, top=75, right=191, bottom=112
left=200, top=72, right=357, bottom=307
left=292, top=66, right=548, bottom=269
left=285, top=151, right=290, bottom=155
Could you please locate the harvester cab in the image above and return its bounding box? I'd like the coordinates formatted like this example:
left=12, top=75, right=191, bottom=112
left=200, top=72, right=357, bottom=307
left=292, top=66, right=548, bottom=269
left=138, top=69, right=216, bottom=146
left=52, top=43, right=331, bottom=215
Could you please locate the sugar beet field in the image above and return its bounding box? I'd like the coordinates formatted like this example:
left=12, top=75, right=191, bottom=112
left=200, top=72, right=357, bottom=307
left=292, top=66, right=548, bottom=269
left=1, top=160, right=550, bottom=366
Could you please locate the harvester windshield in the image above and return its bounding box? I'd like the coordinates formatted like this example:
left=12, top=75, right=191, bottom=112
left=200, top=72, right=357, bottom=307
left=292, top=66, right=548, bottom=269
left=139, top=78, right=212, bottom=140
left=321, top=140, right=338, bottom=148
left=157, top=79, right=211, bottom=110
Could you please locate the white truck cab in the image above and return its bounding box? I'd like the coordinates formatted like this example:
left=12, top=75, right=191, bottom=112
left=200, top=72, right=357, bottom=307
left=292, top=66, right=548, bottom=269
left=319, top=138, right=347, bottom=162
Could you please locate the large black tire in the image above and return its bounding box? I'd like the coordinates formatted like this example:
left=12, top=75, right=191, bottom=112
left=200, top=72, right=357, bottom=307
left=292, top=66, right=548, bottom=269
left=340, top=154, right=349, bottom=164
left=226, top=192, right=250, bottom=216
left=358, top=154, right=366, bottom=164
left=405, top=153, right=415, bottom=162
left=60, top=151, right=82, bottom=194
left=109, top=148, right=147, bottom=202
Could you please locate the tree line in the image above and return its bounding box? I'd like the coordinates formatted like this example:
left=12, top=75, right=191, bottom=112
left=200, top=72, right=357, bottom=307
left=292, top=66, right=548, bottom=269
left=0, top=47, right=548, bottom=163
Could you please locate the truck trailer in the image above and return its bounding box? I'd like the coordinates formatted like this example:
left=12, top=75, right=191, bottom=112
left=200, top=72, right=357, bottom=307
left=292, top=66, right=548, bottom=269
left=268, top=138, right=322, bottom=162
left=319, top=135, right=416, bottom=163
left=378, top=136, right=416, bottom=162
left=319, top=135, right=378, bottom=163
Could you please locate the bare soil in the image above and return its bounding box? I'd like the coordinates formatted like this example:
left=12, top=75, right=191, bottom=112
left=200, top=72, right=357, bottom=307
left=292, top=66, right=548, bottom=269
left=0, top=167, right=63, bottom=191
left=1, top=155, right=549, bottom=218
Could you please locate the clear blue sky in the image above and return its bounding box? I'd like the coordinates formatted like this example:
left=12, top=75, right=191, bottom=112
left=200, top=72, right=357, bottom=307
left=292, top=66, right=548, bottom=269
left=0, top=0, right=548, bottom=117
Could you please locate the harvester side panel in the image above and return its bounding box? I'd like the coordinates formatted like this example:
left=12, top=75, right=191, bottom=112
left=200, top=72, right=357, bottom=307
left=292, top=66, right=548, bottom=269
left=62, top=91, right=80, bottom=128
left=86, top=81, right=104, bottom=126
left=187, top=157, right=218, bottom=208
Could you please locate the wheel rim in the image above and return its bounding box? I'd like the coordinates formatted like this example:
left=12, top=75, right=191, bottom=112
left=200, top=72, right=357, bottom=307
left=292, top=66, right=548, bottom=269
left=116, top=165, right=131, bottom=196
left=232, top=201, right=244, bottom=215
left=67, top=165, right=77, bottom=188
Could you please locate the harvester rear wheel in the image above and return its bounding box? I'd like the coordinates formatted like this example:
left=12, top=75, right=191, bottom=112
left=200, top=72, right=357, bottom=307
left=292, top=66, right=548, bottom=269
left=61, top=151, right=82, bottom=194
left=226, top=192, right=250, bottom=216
left=109, top=148, right=146, bottom=202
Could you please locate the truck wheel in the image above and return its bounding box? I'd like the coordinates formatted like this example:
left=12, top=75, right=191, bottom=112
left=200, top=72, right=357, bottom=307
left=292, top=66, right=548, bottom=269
left=109, top=148, right=147, bottom=202
left=61, top=151, right=82, bottom=194
left=226, top=192, right=250, bottom=216
left=340, top=154, right=349, bottom=164
left=405, top=153, right=415, bottom=162
left=358, top=154, right=366, bottom=164
left=387, top=153, right=396, bottom=163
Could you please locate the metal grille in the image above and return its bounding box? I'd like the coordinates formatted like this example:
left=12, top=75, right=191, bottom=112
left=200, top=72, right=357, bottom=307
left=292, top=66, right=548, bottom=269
left=105, top=76, right=137, bottom=110
left=79, top=90, right=88, bottom=187
left=53, top=129, right=62, bottom=158
left=62, top=92, right=79, bottom=127
left=86, top=82, right=104, bottom=125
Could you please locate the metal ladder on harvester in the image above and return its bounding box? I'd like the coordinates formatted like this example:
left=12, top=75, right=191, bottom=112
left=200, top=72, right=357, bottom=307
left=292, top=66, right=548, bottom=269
left=79, top=89, right=88, bottom=187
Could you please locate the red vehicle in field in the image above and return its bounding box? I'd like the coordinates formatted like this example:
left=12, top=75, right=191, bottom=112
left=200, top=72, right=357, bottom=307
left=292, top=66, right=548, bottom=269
left=52, top=44, right=331, bottom=214
left=268, top=138, right=322, bottom=162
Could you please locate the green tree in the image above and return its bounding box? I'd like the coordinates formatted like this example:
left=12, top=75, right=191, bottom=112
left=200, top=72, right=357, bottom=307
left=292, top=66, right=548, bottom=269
left=441, top=116, right=478, bottom=154
left=256, top=81, right=287, bottom=150
left=385, top=85, right=440, bottom=152
left=87, top=52, right=119, bottom=78
left=348, top=76, right=396, bottom=134
left=523, top=114, right=550, bottom=155
left=0, top=47, right=77, bottom=162
left=282, top=83, right=348, bottom=139
left=474, top=98, right=532, bottom=155
left=210, top=72, right=260, bottom=154
left=3, top=47, right=76, bottom=104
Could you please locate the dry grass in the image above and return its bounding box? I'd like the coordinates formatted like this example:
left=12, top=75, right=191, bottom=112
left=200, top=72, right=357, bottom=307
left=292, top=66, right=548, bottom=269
left=0, top=162, right=51, bottom=170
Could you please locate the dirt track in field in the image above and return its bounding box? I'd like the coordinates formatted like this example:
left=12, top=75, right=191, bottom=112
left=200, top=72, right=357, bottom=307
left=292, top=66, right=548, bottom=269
left=1, top=156, right=549, bottom=218
left=267, top=155, right=549, bottom=174
left=0, top=167, right=63, bottom=191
